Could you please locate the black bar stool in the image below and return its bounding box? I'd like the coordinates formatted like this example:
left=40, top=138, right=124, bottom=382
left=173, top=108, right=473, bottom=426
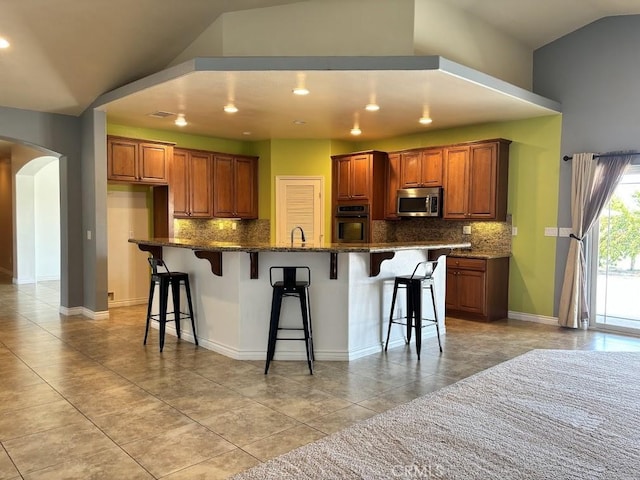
left=265, top=266, right=314, bottom=374
left=145, top=257, right=197, bottom=352
left=384, top=259, right=443, bottom=359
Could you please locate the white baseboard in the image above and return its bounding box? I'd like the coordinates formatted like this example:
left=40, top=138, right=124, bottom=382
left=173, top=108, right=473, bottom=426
left=508, top=311, right=558, bottom=326
left=108, top=297, right=147, bottom=308
left=58, top=305, right=109, bottom=320
left=36, top=275, right=60, bottom=282
left=13, top=277, right=35, bottom=285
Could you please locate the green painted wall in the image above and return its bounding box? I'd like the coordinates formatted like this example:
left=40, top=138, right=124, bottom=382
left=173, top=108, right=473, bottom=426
left=107, top=124, right=251, bottom=155
left=360, top=115, right=563, bottom=318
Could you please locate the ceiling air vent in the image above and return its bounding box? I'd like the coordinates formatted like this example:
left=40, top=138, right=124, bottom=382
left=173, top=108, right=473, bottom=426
left=148, top=111, right=175, bottom=119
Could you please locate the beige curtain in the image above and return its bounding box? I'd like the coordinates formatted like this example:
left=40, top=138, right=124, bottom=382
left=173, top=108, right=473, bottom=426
left=558, top=152, right=632, bottom=328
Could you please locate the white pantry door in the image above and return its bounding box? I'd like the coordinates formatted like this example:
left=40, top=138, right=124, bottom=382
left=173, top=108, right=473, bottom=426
left=275, top=176, right=324, bottom=245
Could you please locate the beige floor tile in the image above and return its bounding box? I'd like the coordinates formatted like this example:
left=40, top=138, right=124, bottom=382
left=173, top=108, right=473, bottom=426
left=0, top=382, right=63, bottom=414
left=357, top=374, right=459, bottom=412
left=22, top=446, right=153, bottom=480
left=304, top=404, right=378, bottom=434
left=200, top=402, right=300, bottom=446
left=121, top=423, right=236, bottom=478
left=160, top=449, right=261, bottom=480
left=241, top=424, right=326, bottom=462
left=0, top=399, right=87, bottom=442
left=3, top=421, right=116, bottom=474
left=91, top=402, right=195, bottom=445
left=0, top=447, right=20, bottom=479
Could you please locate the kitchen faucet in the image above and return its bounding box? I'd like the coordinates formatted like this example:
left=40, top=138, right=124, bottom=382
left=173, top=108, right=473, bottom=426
left=291, top=226, right=306, bottom=245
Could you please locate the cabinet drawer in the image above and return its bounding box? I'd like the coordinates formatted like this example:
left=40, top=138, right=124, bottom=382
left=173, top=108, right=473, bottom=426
left=447, top=257, right=486, bottom=271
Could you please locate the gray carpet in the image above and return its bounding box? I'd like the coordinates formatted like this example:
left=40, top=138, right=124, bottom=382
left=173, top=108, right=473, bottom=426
left=232, top=350, right=640, bottom=479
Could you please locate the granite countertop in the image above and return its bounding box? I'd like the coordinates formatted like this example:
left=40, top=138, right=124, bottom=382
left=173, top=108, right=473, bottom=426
left=449, top=249, right=511, bottom=259
left=129, top=238, right=472, bottom=253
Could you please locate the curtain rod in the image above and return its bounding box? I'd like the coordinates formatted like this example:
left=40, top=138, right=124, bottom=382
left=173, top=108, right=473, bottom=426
left=563, top=152, right=640, bottom=161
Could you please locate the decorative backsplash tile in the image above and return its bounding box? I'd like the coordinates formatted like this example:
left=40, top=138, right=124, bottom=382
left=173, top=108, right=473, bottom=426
left=174, top=219, right=270, bottom=243
left=372, top=217, right=511, bottom=253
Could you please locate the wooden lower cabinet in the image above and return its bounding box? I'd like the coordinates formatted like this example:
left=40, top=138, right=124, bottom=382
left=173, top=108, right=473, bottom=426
left=445, top=256, right=509, bottom=321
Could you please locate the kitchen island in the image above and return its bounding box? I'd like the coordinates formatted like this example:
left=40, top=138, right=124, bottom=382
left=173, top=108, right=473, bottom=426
left=129, top=238, right=470, bottom=361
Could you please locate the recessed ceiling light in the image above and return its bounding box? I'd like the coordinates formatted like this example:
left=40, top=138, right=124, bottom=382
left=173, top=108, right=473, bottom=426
left=224, top=104, right=238, bottom=113
left=365, top=103, right=380, bottom=112
left=0, top=38, right=9, bottom=49
left=293, top=120, right=306, bottom=125
left=242, top=131, right=252, bottom=136
left=175, top=114, right=187, bottom=127
left=419, top=116, right=433, bottom=125
left=350, top=127, right=362, bottom=136
left=292, top=87, right=310, bottom=96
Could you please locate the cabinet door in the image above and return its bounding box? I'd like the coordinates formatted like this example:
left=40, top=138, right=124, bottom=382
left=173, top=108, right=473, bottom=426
left=385, top=153, right=401, bottom=219
left=467, top=143, right=497, bottom=218
left=422, top=148, right=443, bottom=186
left=399, top=151, right=422, bottom=188
left=349, top=154, right=371, bottom=200
left=445, top=270, right=459, bottom=310
left=213, top=155, right=236, bottom=217
left=335, top=157, right=352, bottom=201
left=443, top=146, right=469, bottom=219
left=234, top=156, right=258, bottom=218
left=138, top=143, right=169, bottom=184
left=189, top=151, right=213, bottom=218
left=457, top=269, right=486, bottom=315
left=107, top=138, right=138, bottom=182
left=171, top=149, right=190, bottom=217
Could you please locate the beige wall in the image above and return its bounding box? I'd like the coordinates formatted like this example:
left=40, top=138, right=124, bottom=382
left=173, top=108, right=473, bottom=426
left=0, top=157, right=12, bottom=275
left=170, top=0, right=531, bottom=89
left=413, top=0, right=532, bottom=89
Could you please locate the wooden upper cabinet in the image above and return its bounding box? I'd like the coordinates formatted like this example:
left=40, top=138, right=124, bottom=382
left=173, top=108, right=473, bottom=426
left=334, top=154, right=371, bottom=201
left=107, top=136, right=171, bottom=184
left=212, top=154, right=258, bottom=219
left=171, top=148, right=212, bottom=218
left=399, top=148, right=443, bottom=188
left=385, top=153, right=401, bottom=219
left=443, top=139, right=510, bottom=220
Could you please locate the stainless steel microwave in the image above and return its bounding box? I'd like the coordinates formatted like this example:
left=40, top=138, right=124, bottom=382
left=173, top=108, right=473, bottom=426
left=397, top=187, right=442, bottom=217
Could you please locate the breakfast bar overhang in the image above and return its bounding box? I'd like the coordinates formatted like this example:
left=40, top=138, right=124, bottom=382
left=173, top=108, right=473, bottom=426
left=130, top=238, right=471, bottom=361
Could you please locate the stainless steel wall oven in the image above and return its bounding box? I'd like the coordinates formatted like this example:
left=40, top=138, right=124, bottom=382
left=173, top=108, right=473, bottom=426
left=334, top=204, right=370, bottom=243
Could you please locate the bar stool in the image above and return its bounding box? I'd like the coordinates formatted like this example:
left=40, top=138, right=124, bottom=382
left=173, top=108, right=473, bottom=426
left=144, top=257, right=198, bottom=352
left=384, top=259, right=443, bottom=359
left=265, top=266, right=314, bottom=375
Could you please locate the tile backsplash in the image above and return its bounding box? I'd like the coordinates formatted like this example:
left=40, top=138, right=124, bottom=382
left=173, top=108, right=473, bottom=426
left=174, top=216, right=511, bottom=253
left=174, top=218, right=270, bottom=243
left=372, top=216, right=512, bottom=253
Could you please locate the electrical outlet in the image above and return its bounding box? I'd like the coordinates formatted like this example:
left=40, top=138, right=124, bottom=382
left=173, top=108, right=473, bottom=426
left=544, top=227, right=558, bottom=237
left=86, top=230, right=92, bottom=240
left=232, top=222, right=237, bottom=230
left=462, top=225, right=472, bottom=235
left=512, top=226, right=518, bottom=236
left=218, top=223, right=224, bottom=230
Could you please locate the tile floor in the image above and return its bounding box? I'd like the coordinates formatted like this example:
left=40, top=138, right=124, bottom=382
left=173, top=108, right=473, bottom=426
left=2, top=275, right=640, bottom=479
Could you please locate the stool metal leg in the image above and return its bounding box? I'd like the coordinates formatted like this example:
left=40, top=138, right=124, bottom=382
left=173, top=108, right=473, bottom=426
left=144, top=279, right=156, bottom=345
left=413, top=281, right=422, bottom=360
left=183, top=277, right=198, bottom=346
left=265, top=287, right=283, bottom=374
left=385, top=279, right=400, bottom=352
left=171, top=277, right=182, bottom=340
left=159, top=279, right=169, bottom=352
left=430, top=284, right=443, bottom=353
left=299, top=286, right=314, bottom=375
left=406, top=284, right=413, bottom=345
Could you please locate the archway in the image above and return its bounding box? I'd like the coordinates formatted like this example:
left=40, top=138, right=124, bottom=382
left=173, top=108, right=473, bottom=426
left=15, top=155, right=60, bottom=285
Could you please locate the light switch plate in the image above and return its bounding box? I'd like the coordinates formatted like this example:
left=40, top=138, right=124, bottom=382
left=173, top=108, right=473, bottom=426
left=558, top=227, right=572, bottom=237
left=544, top=227, right=558, bottom=237
left=512, top=226, right=518, bottom=236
